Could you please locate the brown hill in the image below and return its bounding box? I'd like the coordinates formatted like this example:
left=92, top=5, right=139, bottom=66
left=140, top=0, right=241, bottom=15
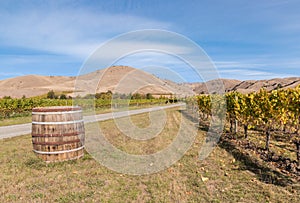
left=189, top=77, right=300, bottom=94
left=0, top=66, right=195, bottom=98
left=73, top=66, right=195, bottom=97
left=185, top=79, right=241, bottom=94
left=0, top=75, right=75, bottom=98
left=1, top=66, right=299, bottom=98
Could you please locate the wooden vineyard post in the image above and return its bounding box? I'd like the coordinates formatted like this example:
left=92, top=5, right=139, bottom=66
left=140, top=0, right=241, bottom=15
left=294, top=140, right=300, bottom=167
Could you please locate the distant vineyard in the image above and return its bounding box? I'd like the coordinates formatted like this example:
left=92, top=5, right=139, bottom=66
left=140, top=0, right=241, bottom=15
left=0, top=97, right=168, bottom=119
left=0, top=98, right=70, bottom=118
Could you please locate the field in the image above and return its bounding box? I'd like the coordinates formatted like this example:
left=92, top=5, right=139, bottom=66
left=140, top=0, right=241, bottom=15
left=0, top=108, right=299, bottom=202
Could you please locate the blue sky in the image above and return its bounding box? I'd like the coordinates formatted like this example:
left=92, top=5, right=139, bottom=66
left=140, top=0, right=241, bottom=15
left=0, top=0, right=300, bottom=82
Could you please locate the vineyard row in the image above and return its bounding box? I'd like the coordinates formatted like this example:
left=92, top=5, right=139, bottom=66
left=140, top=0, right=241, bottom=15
left=193, top=85, right=300, bottom=164
left=0, top=98, right=168, bottom=119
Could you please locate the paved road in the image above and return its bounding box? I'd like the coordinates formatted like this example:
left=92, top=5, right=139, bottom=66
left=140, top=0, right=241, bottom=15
left=0, top=103, right=185, bottom=140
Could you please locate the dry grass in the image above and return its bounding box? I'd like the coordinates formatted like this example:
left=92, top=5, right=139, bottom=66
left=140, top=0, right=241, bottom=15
left=99, top=111, right=176, bottom=155
left=247, top=130, right=298, bottom=161
left=0, top=108, right=299, bottom=202
left=0, top=116, right=32, bottom=127
left=224, top=123, right=298, bottom=162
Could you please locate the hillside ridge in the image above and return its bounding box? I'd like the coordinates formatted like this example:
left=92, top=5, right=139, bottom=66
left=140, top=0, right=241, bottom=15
left=0, top=66, right=299, bottom=98
left=0, top=66, right=194, bottom=98
left=185, top=77, right=300, bottom=94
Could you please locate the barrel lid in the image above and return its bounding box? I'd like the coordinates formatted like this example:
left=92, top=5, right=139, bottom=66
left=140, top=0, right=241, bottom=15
left=32, top=106, right=82, bottom=112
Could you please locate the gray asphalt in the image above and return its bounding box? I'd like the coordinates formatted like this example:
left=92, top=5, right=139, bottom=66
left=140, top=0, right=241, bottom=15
left=0, top=103, right=185, bottom=140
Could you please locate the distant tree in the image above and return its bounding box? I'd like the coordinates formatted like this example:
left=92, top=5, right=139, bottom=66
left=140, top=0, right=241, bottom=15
left=105, top=91, right=113, bottom=100
left=276, top=84, right=283, bottom=90
left=131, top=93, right=142, bottom=100
left=146, top=93, right=154, bottom=99
left=60, top=94, right=67, bottom=100
left=47, top=90, right=56, bottom=99
left=3, top=96, right=12, bottom=99
left=22, top=95, right=26, bottom=99
left=94, top=93, right=104, bottom=99
left=120, top=93, right=127, bottom=99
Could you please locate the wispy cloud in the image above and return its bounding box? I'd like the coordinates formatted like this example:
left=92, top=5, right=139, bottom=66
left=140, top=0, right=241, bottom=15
left=215, top=60, right=297, bottom=80
left=80, top=32, right=221, bottom=82
left=0, top=8, right=172, bottom=59
left=214, top=61, right=265, bottom=69
left=0, top=5, right=174, bottom=79
left=219, top=68, right=295, bottom=81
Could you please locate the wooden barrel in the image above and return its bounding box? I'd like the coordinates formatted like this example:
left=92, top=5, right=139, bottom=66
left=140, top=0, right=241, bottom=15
left=31, top=106, right=85, bottom=163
